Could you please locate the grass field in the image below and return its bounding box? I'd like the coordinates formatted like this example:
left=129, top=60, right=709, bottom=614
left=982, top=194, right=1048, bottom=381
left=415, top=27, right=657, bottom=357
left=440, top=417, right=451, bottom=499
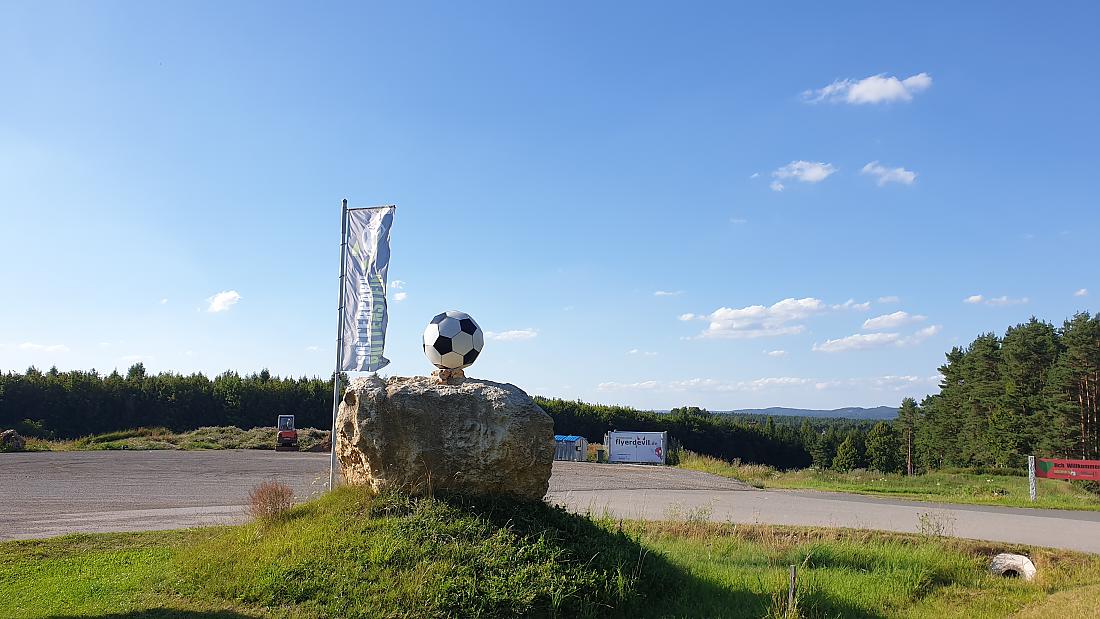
left=678, top=451, right=1100, bottom=511
left=21, top=426, right=330, bottom=452
left=3, top=486, right=1100, bottom=618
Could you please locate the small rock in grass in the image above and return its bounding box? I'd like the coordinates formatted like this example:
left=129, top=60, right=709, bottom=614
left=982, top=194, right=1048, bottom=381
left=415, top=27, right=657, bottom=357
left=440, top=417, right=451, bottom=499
left=1, top=429, right=26, bottom=451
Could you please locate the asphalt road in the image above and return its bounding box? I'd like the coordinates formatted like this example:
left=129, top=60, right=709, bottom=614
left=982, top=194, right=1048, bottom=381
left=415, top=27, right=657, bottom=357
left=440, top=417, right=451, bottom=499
left=3, top=451, right=1100, bottom=554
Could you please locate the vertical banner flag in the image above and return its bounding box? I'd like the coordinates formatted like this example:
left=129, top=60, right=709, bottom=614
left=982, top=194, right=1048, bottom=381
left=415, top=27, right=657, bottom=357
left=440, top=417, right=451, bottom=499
left=340, top=206, right=395, bottom=372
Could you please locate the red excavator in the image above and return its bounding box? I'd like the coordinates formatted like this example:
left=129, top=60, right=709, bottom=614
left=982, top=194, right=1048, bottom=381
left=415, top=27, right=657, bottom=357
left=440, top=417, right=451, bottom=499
left=275, top=414, right=298, bottom=451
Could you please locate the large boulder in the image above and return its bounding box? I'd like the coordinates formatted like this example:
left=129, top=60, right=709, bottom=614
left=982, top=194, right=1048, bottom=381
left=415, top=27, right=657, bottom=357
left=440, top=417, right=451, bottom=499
left=336, top=375, right=554, bottom=500
left=1, top=429, right=26, bottom=452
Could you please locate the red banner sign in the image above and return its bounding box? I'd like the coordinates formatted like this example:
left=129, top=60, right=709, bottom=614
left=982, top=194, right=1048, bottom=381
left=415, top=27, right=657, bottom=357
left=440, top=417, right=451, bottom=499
left=1035, top=458, right=1100, bottom=481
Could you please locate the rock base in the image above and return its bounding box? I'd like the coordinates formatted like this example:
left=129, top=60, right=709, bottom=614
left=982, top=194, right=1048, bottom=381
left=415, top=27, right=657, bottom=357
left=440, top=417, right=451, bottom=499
left=335, top=375, right=554, bottom=500
left=431, top=368, right=465, bottom=384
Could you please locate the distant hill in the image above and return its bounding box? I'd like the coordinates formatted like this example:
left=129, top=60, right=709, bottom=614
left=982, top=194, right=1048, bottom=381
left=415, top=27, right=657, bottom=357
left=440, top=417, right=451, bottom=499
left=723, top=406, right=898, bottom=420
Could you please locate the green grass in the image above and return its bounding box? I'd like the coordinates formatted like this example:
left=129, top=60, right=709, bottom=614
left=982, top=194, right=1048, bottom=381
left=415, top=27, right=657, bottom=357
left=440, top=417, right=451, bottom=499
left=640, top=522, right=1100, bottom=618
left=679, top=451, right=1100, bottom=511
left=21, top=426, right=330, bottom=453
left=4, top=487, right=1100, bottom=618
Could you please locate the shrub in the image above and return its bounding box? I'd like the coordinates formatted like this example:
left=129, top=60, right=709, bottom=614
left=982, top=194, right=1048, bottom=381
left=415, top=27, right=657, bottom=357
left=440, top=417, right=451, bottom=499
left=16, top=418, right=53, bottom=439
left=248, top=481, right=294, bottom=521
left=1074, top=480, right=1100, bottom=497
left=832, top=436, right=859, bottom=472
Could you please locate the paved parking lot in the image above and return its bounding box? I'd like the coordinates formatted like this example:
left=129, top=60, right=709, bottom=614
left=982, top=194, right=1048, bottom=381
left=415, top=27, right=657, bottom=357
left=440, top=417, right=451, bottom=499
left=4, top=451, right=1100, bottom=553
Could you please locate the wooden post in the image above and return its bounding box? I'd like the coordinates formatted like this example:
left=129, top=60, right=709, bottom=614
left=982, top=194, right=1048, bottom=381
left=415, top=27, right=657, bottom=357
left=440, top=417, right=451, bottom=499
left=788, top=564, right=797, bottom=613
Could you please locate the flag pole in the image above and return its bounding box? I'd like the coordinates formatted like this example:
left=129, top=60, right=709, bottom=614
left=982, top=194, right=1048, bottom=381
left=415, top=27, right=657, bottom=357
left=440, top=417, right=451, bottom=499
left=329, top=198, right=349, bottom=491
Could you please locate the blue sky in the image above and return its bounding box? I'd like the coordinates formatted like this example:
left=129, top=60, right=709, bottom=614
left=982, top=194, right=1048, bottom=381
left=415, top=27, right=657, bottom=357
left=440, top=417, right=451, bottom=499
left=1, top=2, right=1096, bottom=410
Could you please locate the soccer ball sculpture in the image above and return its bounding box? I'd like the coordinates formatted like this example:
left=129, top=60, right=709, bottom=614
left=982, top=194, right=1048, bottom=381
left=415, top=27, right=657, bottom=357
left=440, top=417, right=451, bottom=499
left=423, top=310, right=484, bottom=370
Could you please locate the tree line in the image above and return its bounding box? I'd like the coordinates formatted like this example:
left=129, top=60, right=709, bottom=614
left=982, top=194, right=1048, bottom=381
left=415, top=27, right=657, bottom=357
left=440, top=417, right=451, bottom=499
left=902, top=312, right=1100, bottom=471
left=6, top=312, right=1095, bottom=474
left=0, top=365, right=816, bottom=468
left=0, top=363, right=336, bottom=439
left=0, top=362, right=918, bottom=472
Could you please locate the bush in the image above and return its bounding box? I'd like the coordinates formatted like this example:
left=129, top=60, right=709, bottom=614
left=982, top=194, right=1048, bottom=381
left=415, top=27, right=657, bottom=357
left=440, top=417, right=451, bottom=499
left=1074, top=480, right=1100, bottom=497
left=247, top=481, right=294, bottom=521
left=15, top=418, right=53, bottom=439
left=940, top=466, right=1027, bottom=477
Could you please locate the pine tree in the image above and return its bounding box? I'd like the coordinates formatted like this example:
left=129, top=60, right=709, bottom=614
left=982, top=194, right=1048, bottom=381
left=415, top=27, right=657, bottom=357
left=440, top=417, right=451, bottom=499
left=866, top=422, right=903, bottom=473
left=1059, top=313, right=1100, bottom=459
left=844, top=429, right=867, bottom=469
left=1001, top=318, right=1060, bottom=460
left=896, top=397, right=920, bottom=474
left=833, top=435, right=859, bottom=472
left=799, top=419, right=816, bottom=454
left=812, top=426, right=840, bottom=469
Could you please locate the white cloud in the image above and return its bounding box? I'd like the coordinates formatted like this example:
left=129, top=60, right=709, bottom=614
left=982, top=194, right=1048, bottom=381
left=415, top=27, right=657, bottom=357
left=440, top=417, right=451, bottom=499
left=393, top=292, right=408, bottom=302
left=730, top=218, right=748, bottom=224
left=905, top=324, right=941, bottom=342
left=305, top=345, right=320, bottom=352
left=803, top=72, right=933, bottom=104
left=773, top=161, right=836, bottom=184
left=206, top=290, right=241, bottom=313
left=987, top=295, right=1028, bottom=307
left=878, top=295, right=900, bottom=304
left=160, top=298, right=168, bottom=305
left=814, top=324, right=940, bottom=352
left=654, top=290, right=683, bottom=297
left=765, top=350, right=787, bottom=357
left=486, top=329, right=538, bottom=342
left=832, top=299, right=871, bottom=311
left=597, top=377, right=812, bottom=393
left=597, top=380, right=660, bottom=391
left=390, top=279, right=405, bottom=290
left=599, top=373, right=940, bottom=396
left=627, top=349, right=658, bottom=357
left=750, top=172, right=760, bottom=179
left=19, top=342, right=70, bottom=353
left=965, top=294, right=1028, bottom=307
left=769, top=181, right=785, bottom=192
left=815, top=375, right=939, bottom=392
left=686, top=297, right=867, bottom=339
left=813, top=332, right=900, bottom=353
left=862, top=311, right=925, bottom=330
left=119, top=354, right=146, bottom=362
left=861, top=161, right=917, bottom=186
left=1075, top=288, right=1088, bottom=297
left=691, top=297, right=827, bottom=339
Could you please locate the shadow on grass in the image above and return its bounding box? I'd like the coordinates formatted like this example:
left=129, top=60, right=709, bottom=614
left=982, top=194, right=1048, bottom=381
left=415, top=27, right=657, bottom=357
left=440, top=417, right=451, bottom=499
left=406, top=492, right=881, bottom=619
left=48, top=611, right=256, bottom=619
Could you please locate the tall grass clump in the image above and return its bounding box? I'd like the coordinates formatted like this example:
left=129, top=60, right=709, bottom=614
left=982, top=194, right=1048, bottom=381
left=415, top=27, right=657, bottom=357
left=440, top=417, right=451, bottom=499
left=247, top=481, right=294, bottom=522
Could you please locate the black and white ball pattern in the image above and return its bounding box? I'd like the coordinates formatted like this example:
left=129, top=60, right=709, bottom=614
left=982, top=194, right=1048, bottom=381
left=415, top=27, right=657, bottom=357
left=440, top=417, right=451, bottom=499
left=423, top=310, right=484, bottom=369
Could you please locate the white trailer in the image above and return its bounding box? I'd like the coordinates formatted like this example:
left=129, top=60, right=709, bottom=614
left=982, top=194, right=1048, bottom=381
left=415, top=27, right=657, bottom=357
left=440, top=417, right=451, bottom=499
left=605, top=430, right=667, bottom=464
